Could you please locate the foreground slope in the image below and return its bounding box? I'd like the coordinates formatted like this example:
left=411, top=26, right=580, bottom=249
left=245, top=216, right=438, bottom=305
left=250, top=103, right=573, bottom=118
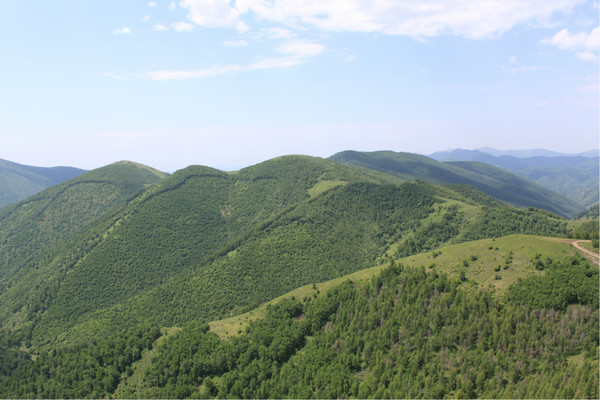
left=128, top=237, right=598, bottom=399
left=0, top=158, right=86, bottom=209
left=330, top=150, right=584, bottom=217
left=7, top=236, right=595, bottom=399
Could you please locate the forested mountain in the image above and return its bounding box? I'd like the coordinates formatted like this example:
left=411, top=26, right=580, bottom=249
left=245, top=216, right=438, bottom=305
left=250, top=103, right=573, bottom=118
left=0, top=154, right=597, bottom=399
left=330, top=150, right=585, bottom=217
left=429, top=148, right=600, bottom=208
left=0, top=158, right=86, bottom=209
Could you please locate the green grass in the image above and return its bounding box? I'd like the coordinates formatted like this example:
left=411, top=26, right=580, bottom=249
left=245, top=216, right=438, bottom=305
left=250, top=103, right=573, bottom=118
left=399, top=235, right=574, bottom=294
left=114, top=326, right=181, bottom=398
left=208, top=235, right=579, bottom=339
left=307, top=179, right=348, bottom=197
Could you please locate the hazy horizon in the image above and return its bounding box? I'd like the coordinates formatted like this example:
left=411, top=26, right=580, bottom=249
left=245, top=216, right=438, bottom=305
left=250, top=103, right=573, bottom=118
left=1, top=1, right=598, bottom=172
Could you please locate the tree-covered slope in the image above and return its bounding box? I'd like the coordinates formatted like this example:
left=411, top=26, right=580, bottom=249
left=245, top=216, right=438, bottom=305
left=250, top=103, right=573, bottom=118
left=0, top=156, right=404, bottom=345
left=0, top=162, right=167, bottom=332
left=18, top=253, right=594, bottom=399
left=41, top=181, right=568, bottom=348
left=329, top=150, right=584, bottom=217
left=0, top=161, right=167, bottom=285
left=0, top=158, right=86, bottom=209
left=0, top=155, right=594, bottom=398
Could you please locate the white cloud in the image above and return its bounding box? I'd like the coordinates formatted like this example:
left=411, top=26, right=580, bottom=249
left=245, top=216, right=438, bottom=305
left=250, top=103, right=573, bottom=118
left=277, top=40, right=324, bottom=58
left=180, top=0, right=247, bottom=31
left=172, top=21, right=194, bottom=32
left=543, top=26, right=599, bottom=50
left=143, top=65, right=243, bottom=80
left=262, top=27, right=291, bottom=39
left=148, top=1, right=158, bottom=8
left=577, top=51, right=598, bottom=60
left=222, top=39, right=249, bottom=47
left=140, top=39, right=324, bottom=80
left=542, top=26, right=599, bottom=60
left=169, top=1, right=176, bottom=11
left=181, top=0, right=584, bottom=39
left=113, top=27, right=132, bottom=35
left=501, top=65, right=552, bottom=75
left=153, top=23, right=169, bottom=31
left=141, top=15, right=151, bottom=23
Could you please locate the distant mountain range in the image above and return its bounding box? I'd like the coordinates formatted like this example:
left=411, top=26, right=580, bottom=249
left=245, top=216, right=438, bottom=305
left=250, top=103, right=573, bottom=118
left=0, top=158, right=87, bottom=209
left=2, top=148, right=596, bottom=215
left=472, top=147, right=599, bottom=158
left=428, top=148, right=599, bottom=208
left=330, top=150, right=585, bottom=218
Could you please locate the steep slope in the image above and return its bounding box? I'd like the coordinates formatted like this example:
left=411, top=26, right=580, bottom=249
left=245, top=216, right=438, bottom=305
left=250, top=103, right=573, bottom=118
left=429, top=149, right=600, bottom=208
left=0, top=162, right=167, bottom=330
left=0, top=156, right=591, bottom=398
left=46, top=180, right=566, bottom=347
left=0, top=158, right=86, bottom=209
left=41, top=241, right=596, bottom=400
left=0, top=156, right=403, bottom=344
left=330, top=150, right=584, bottom=217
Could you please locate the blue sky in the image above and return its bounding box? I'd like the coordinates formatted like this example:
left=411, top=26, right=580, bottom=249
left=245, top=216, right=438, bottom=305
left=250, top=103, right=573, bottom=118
left=1, top=0, right=598, bottom=171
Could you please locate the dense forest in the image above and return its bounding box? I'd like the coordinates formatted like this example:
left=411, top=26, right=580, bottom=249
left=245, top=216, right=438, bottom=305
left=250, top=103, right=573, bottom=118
left=2, top=256, right=596, bottom=398
left=0, top=155, right=597, bottom=398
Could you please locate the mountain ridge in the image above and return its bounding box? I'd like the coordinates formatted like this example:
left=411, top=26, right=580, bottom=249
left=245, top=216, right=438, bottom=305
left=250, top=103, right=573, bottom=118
left=329, top=150, right=584, bottom=217
left=428, top=148, right=599, bottom=208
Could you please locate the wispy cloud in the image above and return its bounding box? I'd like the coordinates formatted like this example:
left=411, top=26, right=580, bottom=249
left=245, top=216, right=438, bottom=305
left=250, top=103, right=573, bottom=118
left=148, top=1, right=157, bottom=8
left=542, top=26, right=600, bottom=60
left=141, top=15, right=151, bottom=23
left=180, top=0, right=248, bottom=32
left=143, top=65, right=243, bottom=81
left=181, top=0, right=584, bottom=39
left=113, top=27, right=132, bottom=35
left=172, top=21, right=194, bottom=32
left=152, top=21, right=195, bottom=32
left=222, top=39, right=249, bottom=47
left=501, top=65, right=554, bottom=75
left=139, top=40, right=325, bottom=81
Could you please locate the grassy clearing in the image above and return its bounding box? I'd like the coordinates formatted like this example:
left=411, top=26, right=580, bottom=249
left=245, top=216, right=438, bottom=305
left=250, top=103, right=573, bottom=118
left=398, top=235, right=574, bottom=295
left=114, top=326, right=181, bottom=398
left=307, top=179, right=347, bottom=198
left=578, top=241, right=596, bottom=252
left=208, top=235, right=578, bottom=339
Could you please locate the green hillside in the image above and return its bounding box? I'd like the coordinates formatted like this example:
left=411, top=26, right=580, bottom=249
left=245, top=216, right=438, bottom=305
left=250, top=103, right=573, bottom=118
left=0, top=158, right=86, bottom=209
left=206, top=234, right=585, bottom=340
left=0, top=162, right=167, bottom=331
left=7, top=239, right=594, bottom=399
left=329, top=150, right=584, bottom=217
left=0, top=155, right=594, bottom=399
left=0, top=156, right=404, bottom=345
left=29, top=177, right=567, bottom=347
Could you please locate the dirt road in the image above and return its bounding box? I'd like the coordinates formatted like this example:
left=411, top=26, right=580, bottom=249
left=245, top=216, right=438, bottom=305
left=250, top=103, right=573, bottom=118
left=571, top=240, right=599, bottom=265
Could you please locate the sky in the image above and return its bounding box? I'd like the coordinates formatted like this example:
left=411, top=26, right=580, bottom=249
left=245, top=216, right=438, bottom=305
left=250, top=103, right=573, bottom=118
left=1, top=0, right=598, bottom=172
